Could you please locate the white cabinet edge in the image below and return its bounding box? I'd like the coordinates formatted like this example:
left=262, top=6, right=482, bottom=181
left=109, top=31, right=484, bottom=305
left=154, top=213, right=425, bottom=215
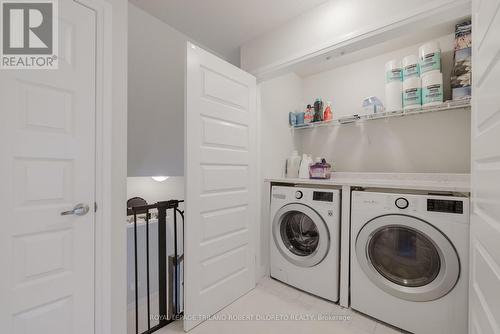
left=264, top=172, right=471, bottom=193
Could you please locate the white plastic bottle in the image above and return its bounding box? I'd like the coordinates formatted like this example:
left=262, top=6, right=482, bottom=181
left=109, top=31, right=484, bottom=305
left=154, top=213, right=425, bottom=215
left=299, top=154, right=312, bottom=179
left=286, top=151, right=301, bottom=178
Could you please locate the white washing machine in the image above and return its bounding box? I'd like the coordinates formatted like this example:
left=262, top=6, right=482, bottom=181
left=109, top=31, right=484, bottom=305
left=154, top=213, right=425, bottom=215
left=351, top=190, right=469, bottom=334
left=270, top=185, right=340, bottom=302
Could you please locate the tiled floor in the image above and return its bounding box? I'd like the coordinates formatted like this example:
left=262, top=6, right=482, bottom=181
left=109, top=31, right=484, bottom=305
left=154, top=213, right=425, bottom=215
left=157, top=277, right=403, bottom=334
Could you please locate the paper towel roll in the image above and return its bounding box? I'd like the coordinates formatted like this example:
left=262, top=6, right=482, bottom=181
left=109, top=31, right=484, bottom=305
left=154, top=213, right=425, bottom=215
left=402, top=55, right=420, bottom=80
left=385, top=81, right=402, bottom=112
left=422, top=71, right=443, bottom=106
left=403, top=77, right=422, bottom=111
left=385, top=59, right=403, bottom=83
left=419, top=41, right=441, bottom=75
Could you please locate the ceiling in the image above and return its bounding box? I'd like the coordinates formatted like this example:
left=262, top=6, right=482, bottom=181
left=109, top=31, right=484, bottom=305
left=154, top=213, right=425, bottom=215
left=129, top=0, right=329, bottom=66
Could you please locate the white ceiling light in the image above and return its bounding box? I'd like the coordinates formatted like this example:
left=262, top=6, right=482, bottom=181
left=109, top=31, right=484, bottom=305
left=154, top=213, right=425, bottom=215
left=152, top=176, right=169, bottom=182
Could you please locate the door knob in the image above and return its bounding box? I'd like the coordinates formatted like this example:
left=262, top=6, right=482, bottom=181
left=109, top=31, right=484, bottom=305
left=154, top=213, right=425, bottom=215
left=61, top=203, right=90, bottom=216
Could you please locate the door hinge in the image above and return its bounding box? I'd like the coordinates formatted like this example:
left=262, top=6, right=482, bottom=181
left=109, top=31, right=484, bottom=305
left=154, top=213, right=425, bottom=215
left=94, top=202, right=98, bottom=212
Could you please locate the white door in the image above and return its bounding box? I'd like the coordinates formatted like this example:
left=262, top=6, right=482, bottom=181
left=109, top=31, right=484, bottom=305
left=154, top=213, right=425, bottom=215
left=0, top=2, right=96, bottom=333
left=184, top=43, right=257, bottom=331
left=469, top=1, right=500, bottom=333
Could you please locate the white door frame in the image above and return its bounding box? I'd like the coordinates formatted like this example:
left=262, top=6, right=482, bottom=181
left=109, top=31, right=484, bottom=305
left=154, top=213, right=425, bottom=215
left=73, top=1, right=119, bottom=333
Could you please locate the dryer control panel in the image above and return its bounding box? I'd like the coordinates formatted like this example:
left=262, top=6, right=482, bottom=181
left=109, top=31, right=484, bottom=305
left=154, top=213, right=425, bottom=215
left=427, top=199, right=464, bottom=214
left=352, top=190, right=469, bottom=224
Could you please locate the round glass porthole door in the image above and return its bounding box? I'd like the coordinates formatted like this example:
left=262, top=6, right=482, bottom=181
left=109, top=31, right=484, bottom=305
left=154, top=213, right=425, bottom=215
left=280, top=211, right=319, bottom=256
left=368, top=226, right=441, bottom=287
left=273, top=203, right=330, bottom=267
left=356, top=215, right=460, bottom=302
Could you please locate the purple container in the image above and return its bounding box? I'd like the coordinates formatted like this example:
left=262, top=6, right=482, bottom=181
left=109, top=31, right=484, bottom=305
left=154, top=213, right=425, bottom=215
left=309, top=159, right=332, bottom=179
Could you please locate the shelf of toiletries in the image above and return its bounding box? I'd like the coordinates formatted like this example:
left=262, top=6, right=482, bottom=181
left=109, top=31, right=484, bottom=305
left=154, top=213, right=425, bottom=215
left=290, top=99, right=471, bottom=130
left=290, top=20, right=472, bottom=131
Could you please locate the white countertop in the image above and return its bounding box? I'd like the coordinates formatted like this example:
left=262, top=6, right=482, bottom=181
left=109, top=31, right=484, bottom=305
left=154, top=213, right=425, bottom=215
left=265, top=172, right=471, bottom=193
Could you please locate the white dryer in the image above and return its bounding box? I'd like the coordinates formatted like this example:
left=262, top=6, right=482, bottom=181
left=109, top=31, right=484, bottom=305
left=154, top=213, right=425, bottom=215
left=270, top=185, right=340, bottom=302
left=350, top=190, right=469, bottom=334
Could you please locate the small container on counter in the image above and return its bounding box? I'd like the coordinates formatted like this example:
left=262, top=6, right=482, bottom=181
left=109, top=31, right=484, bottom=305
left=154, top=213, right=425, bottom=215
left=299, top=154, right=313, bottom=179
left=309, top=158, right=332, bottom=179
left=286, top=150, right=301, bottom=178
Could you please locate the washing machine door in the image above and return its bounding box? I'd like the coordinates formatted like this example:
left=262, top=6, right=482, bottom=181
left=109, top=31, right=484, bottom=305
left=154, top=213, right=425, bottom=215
left=273, top=203, right=330, bottom=267
left=356, top=214, right=460, bottom=302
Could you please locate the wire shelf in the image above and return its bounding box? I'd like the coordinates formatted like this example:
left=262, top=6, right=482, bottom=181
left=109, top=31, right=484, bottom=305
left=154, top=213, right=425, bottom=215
left=290, top=100, right=471, bottom=130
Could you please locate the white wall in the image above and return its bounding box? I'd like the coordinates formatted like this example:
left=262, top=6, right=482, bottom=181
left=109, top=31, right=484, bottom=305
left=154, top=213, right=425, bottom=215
left=241, top=0, right=465, bottom=74
left=259, top=73, right=303, bottom=179
left=128, top=3, right=185, bottom=177
left=257, top=73, right=302, bottom=278
left=297, top=33, right=471, bottom=173
left=127, top=177, right=185, bottom=203
left=297, top=109, right=470, bottom=173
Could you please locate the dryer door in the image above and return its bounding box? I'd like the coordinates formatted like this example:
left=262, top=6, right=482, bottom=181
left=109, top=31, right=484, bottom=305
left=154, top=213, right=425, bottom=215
left=356, top=214, right=460, bottom=302
left=273, top=203, right=330, bottom=267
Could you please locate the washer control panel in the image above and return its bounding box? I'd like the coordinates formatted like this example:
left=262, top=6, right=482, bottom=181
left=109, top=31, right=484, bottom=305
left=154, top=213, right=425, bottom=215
left=395, top=197, right=409, bottom=209
left=271, top=186, right=340, bottom=210
left=313, top=191, right=334, bottom=202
